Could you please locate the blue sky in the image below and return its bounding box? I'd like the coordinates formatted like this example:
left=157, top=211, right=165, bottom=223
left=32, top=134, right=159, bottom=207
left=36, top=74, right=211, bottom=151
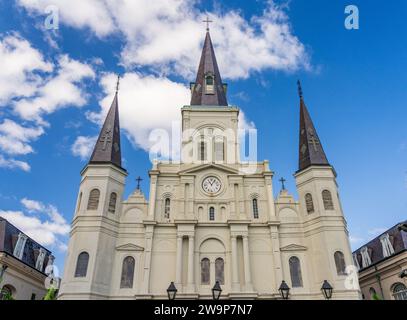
left=0, top=0, right=406, bottom=275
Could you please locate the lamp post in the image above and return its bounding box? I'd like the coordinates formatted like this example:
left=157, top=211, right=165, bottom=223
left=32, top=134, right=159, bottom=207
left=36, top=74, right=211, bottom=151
left=321, top=280, right=333, bottom=300
left=212, top=281, right=222, bottom=300
left=278, top=280, right=290, bottom=300
left=167, top=282, right=177, bottom=300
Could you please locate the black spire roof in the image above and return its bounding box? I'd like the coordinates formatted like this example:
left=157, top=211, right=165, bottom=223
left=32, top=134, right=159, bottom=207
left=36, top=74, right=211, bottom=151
left=297, top=81, right=330, bottom=172
left=190, top=31, right=228, bottom=106
left=89, top=90, right=123, bottom=170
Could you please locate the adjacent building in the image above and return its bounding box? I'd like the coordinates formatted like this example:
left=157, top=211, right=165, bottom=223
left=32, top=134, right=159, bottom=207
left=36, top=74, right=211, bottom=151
left=353, top=221, right=407, bottom=300
left=59, top=30, right=360, bottom=300
left=0, top=217, right=54, bottom=300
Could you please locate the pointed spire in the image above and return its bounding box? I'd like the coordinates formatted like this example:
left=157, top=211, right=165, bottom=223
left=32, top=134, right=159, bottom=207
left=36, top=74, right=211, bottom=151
left=298, top=80, right=330, bottom=172
left=89, top=76, right=123, bottom=170
left=190, top=30, right=228, bottom=106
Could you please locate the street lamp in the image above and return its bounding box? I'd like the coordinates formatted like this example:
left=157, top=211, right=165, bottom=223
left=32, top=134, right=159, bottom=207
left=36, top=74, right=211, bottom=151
left=167, top=282, right=177, bottom=300
left=321, top=280, right=333, bottom=300
left=212, top=281, right=222, bottom=300
left=278, top=280, right=290, bottom=300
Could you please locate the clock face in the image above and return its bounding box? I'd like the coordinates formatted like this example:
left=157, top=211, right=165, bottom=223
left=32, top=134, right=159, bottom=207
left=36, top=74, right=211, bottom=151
left=202, top=176, right=222, bottom=194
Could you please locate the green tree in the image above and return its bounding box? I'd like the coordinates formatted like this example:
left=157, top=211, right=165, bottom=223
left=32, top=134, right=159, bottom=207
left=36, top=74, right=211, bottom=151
left=43, top=287, right=57, bottom=300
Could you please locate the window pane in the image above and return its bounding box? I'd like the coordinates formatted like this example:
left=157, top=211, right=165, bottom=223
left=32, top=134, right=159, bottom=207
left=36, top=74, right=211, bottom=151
left=253, top=199, right=259, bottom=219
left=75, top=252, right=89, bottom=277
left=120, top=256, right=135, bottom=288
left=334, top=251, right=346, bottom=275
left=201, top=258, right=210, bottom=284
left=164, top=198, right=170, bottom=219
left=289, top=256, right=303, bottom=287
left=305, top=193, right=314, bottom=213
left=108, top=192, right=117, bottom=213
left=322, top=190, right=334, bottom=210
left=209, top=207, right=215, bottom=221
left=87, top=189, right=100, bottom=210
left=215, top=258, right=224, bottom=285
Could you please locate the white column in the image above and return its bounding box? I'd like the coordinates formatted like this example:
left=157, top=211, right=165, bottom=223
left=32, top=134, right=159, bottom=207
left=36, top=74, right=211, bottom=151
left=265, top=177, right=276, bottom=219
left=242, top=235, right=253, bottom=291
left=187, top=236, right=195, bottom=292
left=270, top=226, right=283, bottom=291
left=175, top=235, right=183, bottom=286
left=148, top=174, right=158, bottom=218
left=231, top=236, right=239, bottom=291
left=141, top=225, right=154, bottom=295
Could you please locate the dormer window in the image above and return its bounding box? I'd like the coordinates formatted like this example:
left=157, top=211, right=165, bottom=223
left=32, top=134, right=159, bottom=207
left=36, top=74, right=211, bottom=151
left=361, top=246, right=372, bottom=268
left=380, top=233, right=395, bottom=258
left=205, top=74, right=214, bottom=94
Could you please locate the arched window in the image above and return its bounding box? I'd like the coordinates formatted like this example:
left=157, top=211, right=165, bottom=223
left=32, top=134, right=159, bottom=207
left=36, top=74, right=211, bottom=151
left=198, top=137, right=207, bottom=161
left=201, top=258, right=210, bottom=284
left=87, top=189, right=100, bottom=210
left=209, top=207, right=215, bottom=221
left=215, top=258, right=224, bottom=285
left=120, top=256, right=135, bottom=289
left=164, top=198, right=170, bottom=219
left=74, top=252, right=89, bottom=277
left=0, top=285, right=15, bottom=300
left=334, top=251, right=347, bottom=275
left=205, top=74, right=214, bottom=94
left=214, top=136, right=224, bottom=161
left=305, top=193, right=314, bottom=214
left=392, top=283, right=407, bottom=300
left=322, top=190, right=334, bottom=210
left=108, top=192, right=117, bottom=214
left=289, top=256, right=303, bottom=287
left=252, top=198, right=259, bottom=219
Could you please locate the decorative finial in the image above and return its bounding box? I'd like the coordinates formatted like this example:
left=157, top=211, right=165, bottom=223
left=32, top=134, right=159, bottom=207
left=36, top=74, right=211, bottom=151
left=279, top=177, right=286, bottom=191
left=136, top=176, right=143, bottom=190
left=297, top=80, right=303, bottom=99
left=202, top=16, right=213, bottom=32
left=116, top=74, right=120, bottom=93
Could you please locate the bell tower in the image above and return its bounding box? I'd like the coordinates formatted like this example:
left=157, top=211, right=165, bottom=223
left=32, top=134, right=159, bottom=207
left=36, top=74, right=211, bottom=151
left=294, top=81, right=359, bottom=298
left=59, top=77, right=127, bottom=299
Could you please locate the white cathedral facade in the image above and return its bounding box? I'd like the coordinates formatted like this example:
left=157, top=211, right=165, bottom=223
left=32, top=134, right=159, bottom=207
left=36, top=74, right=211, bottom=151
left=59, top=31, right=360, bottom=300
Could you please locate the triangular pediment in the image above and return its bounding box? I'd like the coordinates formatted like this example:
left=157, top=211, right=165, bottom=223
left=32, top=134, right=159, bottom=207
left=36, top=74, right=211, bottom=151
left=179, top=163, right=239, bottom=175
left=280, top=244, right=307, bottom=252
left=115, top=243, right=144, bottom=251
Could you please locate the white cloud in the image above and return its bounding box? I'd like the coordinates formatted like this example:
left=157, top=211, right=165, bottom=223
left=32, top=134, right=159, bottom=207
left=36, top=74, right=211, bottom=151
left=0, top=198, right=69, bottom=248
left=13, top=54, right=95, bottom=124
left=17, top=0, right=310, bottom=79
left=0, top=119, right=44, bottom=155
left=0, top=32, right=53, bottom=104
left=71, top=135, right=97, bottom=160
left=0, top=34, right=95, bottom=171
left=0, top=155, right=30, bottom=171
left=21, top=197, right=43, bottom=212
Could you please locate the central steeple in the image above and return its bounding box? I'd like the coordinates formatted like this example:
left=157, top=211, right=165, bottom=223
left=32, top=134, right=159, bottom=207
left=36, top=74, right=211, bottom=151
left=190, top=31, right=228, bottom=106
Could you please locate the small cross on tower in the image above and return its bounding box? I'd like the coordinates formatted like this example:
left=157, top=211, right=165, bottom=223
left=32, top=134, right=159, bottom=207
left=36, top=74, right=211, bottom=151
left=136, top=176, right=143, bottom=190
left=308, top=130, right=320, bottom=152
left=100, top=125, right=112, bottom=150
left=202, top=16, right=213, bottom=31
left=279, top=177, right=286, bottom=191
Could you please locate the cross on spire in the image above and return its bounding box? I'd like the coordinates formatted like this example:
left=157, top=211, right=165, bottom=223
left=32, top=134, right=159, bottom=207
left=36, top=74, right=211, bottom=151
left=297, top=79, right=303, bottom=99
left=279, top=177, right=286, bottom=190
left=202, top=16, right=213, bottom=31
left=136, top=176, right=143, bottom=190
left=116, top=75, right=120, bottom=93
